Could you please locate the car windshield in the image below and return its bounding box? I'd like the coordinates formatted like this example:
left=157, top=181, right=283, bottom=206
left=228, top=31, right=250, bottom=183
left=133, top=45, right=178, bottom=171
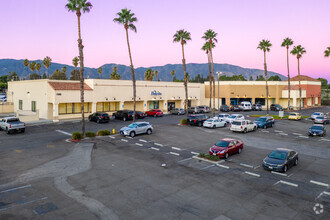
left=232, top=121, right=241, bottom=125
left=206, top=119, right=213, bottom=122
left=228, top=115, right=236, bottom=119
left=215, top=140, right=229, bottom=147
left=313, top=113, right=320, bottom=116
left=188, top=116, right=197, bottom=119
left=128, top=123, right=137, bottom=128
left=256, top=118, right=266, bottom=122
left=7, top=118, right=20, bottom=122
left=311, top=126, right=322, bottom=130
left=268, top=151, right=287, bottom=160
left=218, top=115, right=224, bottom=118
left=289, top=113, right=296, bottom=116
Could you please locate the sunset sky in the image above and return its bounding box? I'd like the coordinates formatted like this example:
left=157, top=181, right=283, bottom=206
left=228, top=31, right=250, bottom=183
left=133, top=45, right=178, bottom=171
left=1, top=0, right=329, bottom=80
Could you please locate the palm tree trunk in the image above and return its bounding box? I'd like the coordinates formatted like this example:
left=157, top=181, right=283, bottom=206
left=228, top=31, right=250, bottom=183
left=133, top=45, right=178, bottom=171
left=181, top=43, right=188, bottom=119
left=125, top=28, right=136, bottom=122
left=210, top=49, right=216, bottom=117
left=207, top=52, right=212, bottom=109
left=77, top=14, right=85, bottom=137
left=286, top=47, right=291, bottom=111
left=264, top=51, right=269, bottom=115
left=297, top=58, right=301, bottom=111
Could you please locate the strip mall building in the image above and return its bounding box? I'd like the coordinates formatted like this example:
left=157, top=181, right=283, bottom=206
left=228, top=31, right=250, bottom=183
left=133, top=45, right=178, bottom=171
left=7, top=75, right=321, bottom=121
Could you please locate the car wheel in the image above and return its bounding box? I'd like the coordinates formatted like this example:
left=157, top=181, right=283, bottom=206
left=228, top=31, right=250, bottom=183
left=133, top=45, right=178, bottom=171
left=6, top=128, right=10, bottom=134
left=213, top=125, right=216, bottom=129
left=21, top=128, right=25, bottom=133
left=294, top=158, right=298, bottom=166
left=283, top=165, right=288, bottom=173
left=224, top=123, right=227, bottom=127
left=154, top=114, right=157, bottom=118
left=225, top=152, right=229, bottom=159
left=238, top=148, right=242, bottom=154
left=253, top=126, right=257, bottom=131
left=130, top=131, right=135, bottom=137
left=243, top=128, right=247, bottom=134
left=97, top=119, right=100, bottom=124
left=270, top=123, right=273, bottom=127
left=146, top=129, right=152, bottom=135
left=198, top=122, right=202, bottom=127
left=123, top=116, right=127, bottom=121
left=263, top=125, right=267, bottom=129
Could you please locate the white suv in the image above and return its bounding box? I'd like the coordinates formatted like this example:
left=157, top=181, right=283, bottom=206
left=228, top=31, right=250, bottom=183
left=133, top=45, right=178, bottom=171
left=311, top=112, right=324, bottom=120
left=230, top=120, right=257, bottom=133
left=225, top=114, right=244, bottom=124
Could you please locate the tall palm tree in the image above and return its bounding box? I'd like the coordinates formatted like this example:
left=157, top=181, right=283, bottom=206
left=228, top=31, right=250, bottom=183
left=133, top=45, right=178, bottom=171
left=202, top=29, right=218, bottom=117
left=202, top=41, right=215, bottom=109
left=170, top=70, right=175, bottom=81
left=97, top=67, right=103, bottom=79
left=72, top=56, right=79, bottom=68
left=23, top=59, right=29, bottom=79
left=257, top=39, right=272, bottom=115
left=281, top=37, right=294, bottom=110
left=325, top=47, right=330, bottom=57
left=144, top=68, right=154, bottom=81
left=173, top=29, right=191, bottom=118
left=291, top=45, right=306, bottom=111
left=110, top=66, right=121, bottom=80
left=42, top=56, right=52, bottom=78
left=66, top=0, right=92, bottom=137
left=35, top=63, right=42, bottom=77
left=114, top=8, right=138, bottom=121
left=29, top=61, right=36, bottom=80
left=155, top=70, right=159, bottom=80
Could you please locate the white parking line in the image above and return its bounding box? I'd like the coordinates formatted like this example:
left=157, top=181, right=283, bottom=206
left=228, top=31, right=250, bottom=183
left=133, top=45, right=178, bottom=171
left=191, top=152, right=199, bottom=155
left=150, top=147, right=160, bottom=151
left=293, top=133, right=302, bottom=136
left=298, top=136, right=309, bottom=139
left=323, top=191, right=330, bottom=196
left=254, top=165, right=260, bottom=169
left=310, top=180, right=329, bottom=187
left=279, top=133, right=288, bottom=136
left=240, top=163, right=254, bottom=168
left=178, top=158, right=192, bottom=163
left=271, top=171, right=287, bottom=177
left=171, top=147, right=182, bottom=151
left=274, top=180, right=298, bottom=187
left=0, top=184, right=32, bottom=193
left=139, top=139, right=148, bottom=142
left=260, top=130, right=269, bottom=133
left=169, top=152, right=180, bottom=156
left=216, top=163, right=230, bottom=169
left=244, top=171, right=260, bottom=177
left=154, top=143, right=163, bottom=147
left=135, top=143, right=143, bottom=146
left=126, top=136, right=132, bottom=139
left=109, top=136, right=115, bottom=139
left=200, top=165, right=215, bottom=170
left=319, top=139, right=330, bottom=142
left=275, top=130, right=283, bottom=133
left=121, top=139, right=128, bottom=142
left=55, top=130, right=72, bottom=136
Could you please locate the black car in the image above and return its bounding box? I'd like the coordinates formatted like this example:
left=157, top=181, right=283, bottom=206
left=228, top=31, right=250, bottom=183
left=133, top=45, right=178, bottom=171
left=252, top=104, right=262, bottom=111
left=187, top=114, right=209, bottom=126
left=270, top=104, right=283, bottom=111
left=262, top=148, right=298, bottom=173
left=113, top=110, right=134, bottom=121
left=230, top=105, right=241, bottom=112
left=308, top=125, right=326, bottom=137
left=135, top=111, right=147, bottom=119
left=220, top=105, right=230, bottom=112
left=88, top=112, right=110, bottom=123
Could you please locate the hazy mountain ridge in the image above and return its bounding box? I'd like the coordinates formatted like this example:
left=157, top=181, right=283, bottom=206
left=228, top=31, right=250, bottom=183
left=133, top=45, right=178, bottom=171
left=0, top=59, right=287, bottom=81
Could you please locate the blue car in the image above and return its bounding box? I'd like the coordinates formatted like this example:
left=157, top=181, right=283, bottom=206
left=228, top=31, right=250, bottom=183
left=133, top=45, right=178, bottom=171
left=254, top=116, right=274, bottom=129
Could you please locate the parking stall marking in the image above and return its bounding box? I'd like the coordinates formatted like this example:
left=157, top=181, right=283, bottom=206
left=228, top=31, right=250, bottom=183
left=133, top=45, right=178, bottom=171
left=109, top=136, right=115, bottom=139
left=177, top=158, right=193, bottom=163
left=139, top=139, right=148, bottom=143
left=260, top=130, right=270, bottom=133
left=135, top=143, right=143, bottom=146
left=55, top=130, right=72, bottom=136
left=191, top=152, right=199, bottom=155
left=310, top=180, right=329, bottom=187
left=298, top=136, right=309, bottom=139
left=171, top=147, right=182, bottom=151
left=150, top=147, right=160, bottom=151
left=121, top=139, right=128, bottom=142
left=274, top=180, right=298, bottom=187
left=154, top=143, right=163, bottom=147
left=319, top=139, right=330, bottom=142
left=271, top=171, right=287, bottom=177
left=244, top=171, right=260, bottom=177
left=200, top=165, right=215, bottom=170
left=275, top=130, right=283, bottom=133
left=293, top=133, right=302, bottom=136
left=279, top=133, right=288, bottom=136
left=254, top=165, right=261, bottom=169
left=240, top=163, right=254, bottom=169
left=169, top=152, right=180, bottom=156
left=0, top=184, right=32, bottom=194
left=216, top=163, right=230, bottom=169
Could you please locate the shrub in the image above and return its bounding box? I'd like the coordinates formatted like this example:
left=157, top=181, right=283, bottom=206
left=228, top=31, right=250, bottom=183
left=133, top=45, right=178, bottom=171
left=72, top=132, right=83, bottom=140
left=97, top=130, right=107, bottom=136
left=180, top=119, right=187, bottom=125
left=104, top=129, right=111, bottom=135
left=86, top=131, right=96, bottom=138
left=198, top=153, right=205, bottom=158
left=204, top=155, right=220, bottom=161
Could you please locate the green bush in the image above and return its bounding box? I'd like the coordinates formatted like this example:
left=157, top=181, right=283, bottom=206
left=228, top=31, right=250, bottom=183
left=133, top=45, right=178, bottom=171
left=72, top=132, right=83, bottom=140
left=180, top=119, right=187, bottom=125
left=86, top=131, right=96, bottom=138
left=104, top=130, right=111, bottom=135
left=97, top=130, right=107, bottom=136
left=204, top=155, right=220, bottom=161
left=198, top=153, right=205, bottom=158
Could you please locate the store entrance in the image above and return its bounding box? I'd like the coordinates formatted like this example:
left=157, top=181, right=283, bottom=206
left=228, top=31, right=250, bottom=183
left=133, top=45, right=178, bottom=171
left=149, top=101, right=159, bottom=110
left=168, top=102, right=175, bottom=111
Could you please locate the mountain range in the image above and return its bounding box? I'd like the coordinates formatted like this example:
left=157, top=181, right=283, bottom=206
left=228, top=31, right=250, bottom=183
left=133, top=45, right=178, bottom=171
left=0, top=59, right=287, bottom=81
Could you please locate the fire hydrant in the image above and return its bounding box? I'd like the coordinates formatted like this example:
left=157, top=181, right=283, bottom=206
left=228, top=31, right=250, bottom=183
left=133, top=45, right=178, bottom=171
left=112, top=128, right=115, bottom=134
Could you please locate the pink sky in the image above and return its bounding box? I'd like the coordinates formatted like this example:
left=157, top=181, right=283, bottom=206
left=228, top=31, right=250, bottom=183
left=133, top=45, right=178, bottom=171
left=0, top=0, right=329, bottom=80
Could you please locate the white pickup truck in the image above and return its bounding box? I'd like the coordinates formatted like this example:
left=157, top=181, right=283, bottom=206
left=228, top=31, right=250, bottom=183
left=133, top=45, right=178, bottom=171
left=0, top=117, right=26, bottom=134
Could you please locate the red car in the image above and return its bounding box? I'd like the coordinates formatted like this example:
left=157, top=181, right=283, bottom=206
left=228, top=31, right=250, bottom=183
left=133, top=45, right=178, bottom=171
left=146, top=109, right=163, bottom=117
left=209, top=138, right=243, bottom=159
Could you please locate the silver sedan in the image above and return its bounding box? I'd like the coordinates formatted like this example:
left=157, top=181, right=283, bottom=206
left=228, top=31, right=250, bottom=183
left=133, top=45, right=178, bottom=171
left=170, top=108, right=185, bottom=115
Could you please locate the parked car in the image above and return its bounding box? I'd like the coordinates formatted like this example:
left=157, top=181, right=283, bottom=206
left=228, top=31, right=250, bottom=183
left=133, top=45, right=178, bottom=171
left=198, top=105, right=210, bottom=113
left=220, top=105, right=230, bottom=112
left=239, top=102, right=252, bottom=111
left=288, top=112, right=301, bottom=120
left=209, top=138, right=244, bottom=159
left=270, top=104, right=283, bottom=111
left=146, top=109, right=163, bottom=117
left=262, top=148, right=298, bottom=173
left=187, top=114, right=209, bottom=126
left=230, top=120, right=257, bottom=133
left=0, top=117, right=25, bottom=134
left=252, top=104, right=262, bottom=111
left=225, top=114, right=244, bottom=124
left=119, top=122, right=153, bottom=137
left=313, top=116, right=329, bottom=125
left=216, top=113, right=230, bottom=121
left=135, top=111, right=147, bottom=119
left=170, top=108, right=185, bottom=115
left=188, top=107, right=201, bottom=114
left=230, top=105, right=241, bottom=112
left=88, top=112, right=110, bottom=123
left=308, top=124, right=326, bottom=137
left=254, top=116, right=274, bottom=129
left=113, top=110, right=133, bottom=121
left=311, top=112, right=324, bottom=120
left=0, top=95, right=7, bottom=102
left=203, top=118, right=227, bottom=129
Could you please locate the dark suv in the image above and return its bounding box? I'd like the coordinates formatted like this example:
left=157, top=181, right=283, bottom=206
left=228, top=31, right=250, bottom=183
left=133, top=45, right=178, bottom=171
left=88, top=112, right=110, bottom=123
left=187, top=114, right=209, bottom=126
left=220, top=105, right=230, bottom=112
left=270, top=104, right=283, bottom=111
left=113, top=110, right=134, bottom=121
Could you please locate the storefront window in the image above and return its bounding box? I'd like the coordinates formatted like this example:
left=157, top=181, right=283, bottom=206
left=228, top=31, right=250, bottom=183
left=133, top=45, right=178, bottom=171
left=110, top=102, right=119, bottom=111
left=59, top=103, right=91, bottom=114
left=255, top=98, right=265, bottom=105
left=149, top=101, right=159, bottom=109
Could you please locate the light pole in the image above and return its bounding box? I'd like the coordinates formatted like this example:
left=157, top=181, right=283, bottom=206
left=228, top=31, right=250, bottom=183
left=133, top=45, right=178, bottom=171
left=217, top=71, right=222, bottom=112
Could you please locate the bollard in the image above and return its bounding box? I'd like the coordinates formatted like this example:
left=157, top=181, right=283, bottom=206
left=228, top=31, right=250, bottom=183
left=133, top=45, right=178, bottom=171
left=112, top=128, right=115, bottom=134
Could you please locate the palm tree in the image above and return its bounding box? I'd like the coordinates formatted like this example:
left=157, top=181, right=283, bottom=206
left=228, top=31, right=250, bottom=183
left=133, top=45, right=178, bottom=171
left=202, top=41, right=215, bottom=110
left=66, top=0, right=92, bottom=137
left=202, top=29, right=218, bottom=117
left=23, top=59, right=29, bottom=79
left=144, top=68, right=154, bottom=81
left=97, top=67, right=103, bottom=79
left=42, top=56, right=52, bottom=78
left=170, top=70, right=175, bottom=81
left=291, top=45, right=306, bottom=111
left=29, top=61, right=36, bottom=79
left=257, top=39, right=272, bottom=115
left=325, top=47, right=330, bottom=57
left=72, top=56, right=79, bottom=68
left=173, top=29, right=191, bottom=118
left=110, top=66, right=121, bottom=80
left=281, top=37, right=294, bottom=110
left=35, top=63, right=42, bottom=78
left=155, top=70, right=159, bottom=80
left=114, top=8, right=137, bottom=121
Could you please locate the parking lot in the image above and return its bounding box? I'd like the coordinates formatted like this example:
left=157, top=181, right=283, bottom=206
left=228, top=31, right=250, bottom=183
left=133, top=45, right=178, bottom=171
left=0, top=107, right=329, bottom=219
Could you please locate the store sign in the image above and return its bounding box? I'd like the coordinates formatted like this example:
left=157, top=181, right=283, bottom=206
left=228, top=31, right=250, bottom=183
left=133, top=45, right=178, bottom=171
left=151, top=90, right=162, bottom=96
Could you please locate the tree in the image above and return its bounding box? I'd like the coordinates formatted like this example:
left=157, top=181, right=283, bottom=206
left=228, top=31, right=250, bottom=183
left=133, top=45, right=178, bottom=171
left=249, top=76, right=253, bottom=81
left=51, top=69, right=67, bottom=80
left=202, top=41, right=215, bottom=110
left=257, top=39, right=272, bottom=115
left=66, top=0, right=92, bottom=137
left=29, top=61, right=36, bottom=80
left=43, top=56, right=52, bottom=78
left=324, top=47, right=330, bottom=57
left=35, top=63, right=42, bottom=78
left=317, top=78, right=328, bottom=89
left=154, top=70, right=159, bottom=80
left=202, top=29, right=218, bottom=116
left=173, top=29, right=191, bottom=119
left=23, top=59, right=29, bottom=79
left=114, top=8, right=137, bottom=121
left=268, top=75, right=282, bottom=81
left=97, top=67, right=103, bottom=79
left=291, top=45, right=306, bottom=111
left=144, top=68, right=154, bottom=81
left=281, top=37, right=294, bottom=111
left=9, top=71, right=19, bottom=81
left=72, top=56, right=79, bottom=68
left=110, top=66, right=121, bottom=80
left=170, top=70, right=175, bottom=82
left=70, top=69, right=80, bottom=80
left=42, top=73, right=47, bottom=79
left=256, top=75, right=265, bottom=81
left=30, top=73, right=41, bottom=80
